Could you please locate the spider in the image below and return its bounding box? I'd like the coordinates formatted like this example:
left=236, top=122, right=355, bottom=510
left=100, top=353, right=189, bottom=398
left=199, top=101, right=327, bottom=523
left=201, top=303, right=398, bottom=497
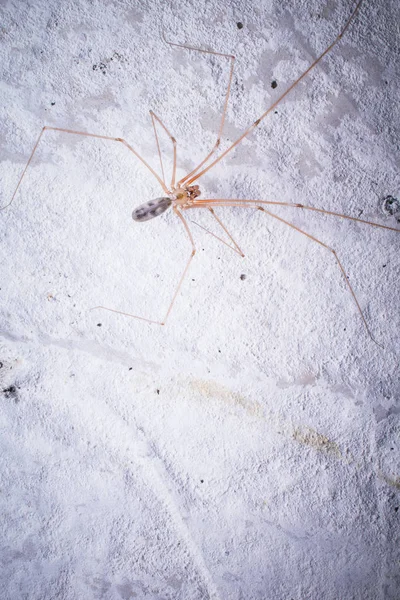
left=2, top=0, right=398, bottom=345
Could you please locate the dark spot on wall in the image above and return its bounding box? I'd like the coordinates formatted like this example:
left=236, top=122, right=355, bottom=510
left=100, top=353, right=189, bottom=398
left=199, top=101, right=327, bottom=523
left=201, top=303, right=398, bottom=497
left=382, top=195, right=400, bottom=222
left=92, top=53, right=126, bottom=75
left=2, top=385, right=19, bottom=403
left=271, top=80, right=277, bottom=89
left=237, top=22, right=243, bottom=29
left=93, top=62, right=107, bottom=74
left=240, top=273, right=246, bottom=280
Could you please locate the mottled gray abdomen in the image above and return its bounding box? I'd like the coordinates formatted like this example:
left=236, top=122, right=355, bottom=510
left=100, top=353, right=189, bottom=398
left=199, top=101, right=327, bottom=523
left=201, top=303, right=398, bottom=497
left=132, top=197, right=172, bottom=222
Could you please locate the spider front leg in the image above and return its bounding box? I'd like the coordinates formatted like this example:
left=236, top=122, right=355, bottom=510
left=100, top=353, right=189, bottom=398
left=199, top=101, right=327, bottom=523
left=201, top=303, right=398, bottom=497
left=0, top=125, right=169, bottom=212
left=162, top=34, right=235, bottom=186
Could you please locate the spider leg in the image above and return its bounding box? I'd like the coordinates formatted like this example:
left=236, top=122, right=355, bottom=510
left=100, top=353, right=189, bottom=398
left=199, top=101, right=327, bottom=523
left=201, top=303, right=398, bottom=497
left=0, top=125, right=169, bottom=211
left=185, top=0, right=365, bottom=186
left=256, top=205, right=383, bottom=348
left=192, top=196, right=391, bottom=345
left=149, top=111, right=177, bottom=189
left=193, top=198, right=400, bottom=233
left=92, top=206, right=196, bottom=325
left=162, top=33, right=235, bottom=187
left=187, top=206, right=245, bottom=256
left=0, top=127, right=45, bottom=211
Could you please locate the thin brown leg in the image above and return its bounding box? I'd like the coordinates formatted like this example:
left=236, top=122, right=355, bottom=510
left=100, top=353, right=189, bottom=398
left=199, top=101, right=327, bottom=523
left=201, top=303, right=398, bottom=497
left=92, top=206, right=196, bottom=325
left=162, top=33, right=235, bottom=187
left=164, top=208, right=196, bottom=323
left=188, top=196, right=391, bottom=344
left=0, top=127, right=46, bottom=211
left=256, top=205, right=382, bottom=347
left=188, top=207, right=244, bottom=256
left=191, top=198, right=400, bottom=234
left=150, top=112, right=166, bottom=186
left=0, top=125, right=169, bottom=211
left=184, top=0, right=365, bottom=186
left=149, top=110, right=177, bottom=189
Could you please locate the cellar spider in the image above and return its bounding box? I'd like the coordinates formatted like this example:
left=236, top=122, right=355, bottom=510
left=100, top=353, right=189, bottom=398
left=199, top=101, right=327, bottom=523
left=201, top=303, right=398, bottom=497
left=2, top=0, right=399, bottom=344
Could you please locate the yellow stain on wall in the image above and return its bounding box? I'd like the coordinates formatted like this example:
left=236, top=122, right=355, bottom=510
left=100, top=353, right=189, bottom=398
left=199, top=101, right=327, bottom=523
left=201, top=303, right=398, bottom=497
left=188, top=379, right=263, bottom=419
left=187, top=378, right=399, bottom=489
left=292, top=425, right=343, bottom=460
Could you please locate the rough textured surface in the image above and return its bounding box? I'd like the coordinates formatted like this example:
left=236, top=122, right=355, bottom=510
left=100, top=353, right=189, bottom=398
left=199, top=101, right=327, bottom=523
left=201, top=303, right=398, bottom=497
left=0, top=0, right=399, bottom=598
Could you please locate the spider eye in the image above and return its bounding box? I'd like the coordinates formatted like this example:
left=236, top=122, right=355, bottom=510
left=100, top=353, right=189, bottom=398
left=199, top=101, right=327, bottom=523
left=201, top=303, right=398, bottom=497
left=132, top=197, right=172, bottom=222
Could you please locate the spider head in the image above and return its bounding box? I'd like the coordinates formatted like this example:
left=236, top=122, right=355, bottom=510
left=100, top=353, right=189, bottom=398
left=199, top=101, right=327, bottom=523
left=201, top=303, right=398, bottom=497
left=132, top=197, right=172, bottom=222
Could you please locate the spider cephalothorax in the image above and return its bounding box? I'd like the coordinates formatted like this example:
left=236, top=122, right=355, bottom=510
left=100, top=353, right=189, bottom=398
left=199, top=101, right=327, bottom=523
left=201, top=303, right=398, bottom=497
left=173, top=184, right=201, bottom=207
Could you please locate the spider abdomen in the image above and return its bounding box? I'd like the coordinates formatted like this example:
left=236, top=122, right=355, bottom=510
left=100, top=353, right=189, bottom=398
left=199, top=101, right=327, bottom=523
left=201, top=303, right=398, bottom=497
left=132, top=197, right=172, bottom=222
